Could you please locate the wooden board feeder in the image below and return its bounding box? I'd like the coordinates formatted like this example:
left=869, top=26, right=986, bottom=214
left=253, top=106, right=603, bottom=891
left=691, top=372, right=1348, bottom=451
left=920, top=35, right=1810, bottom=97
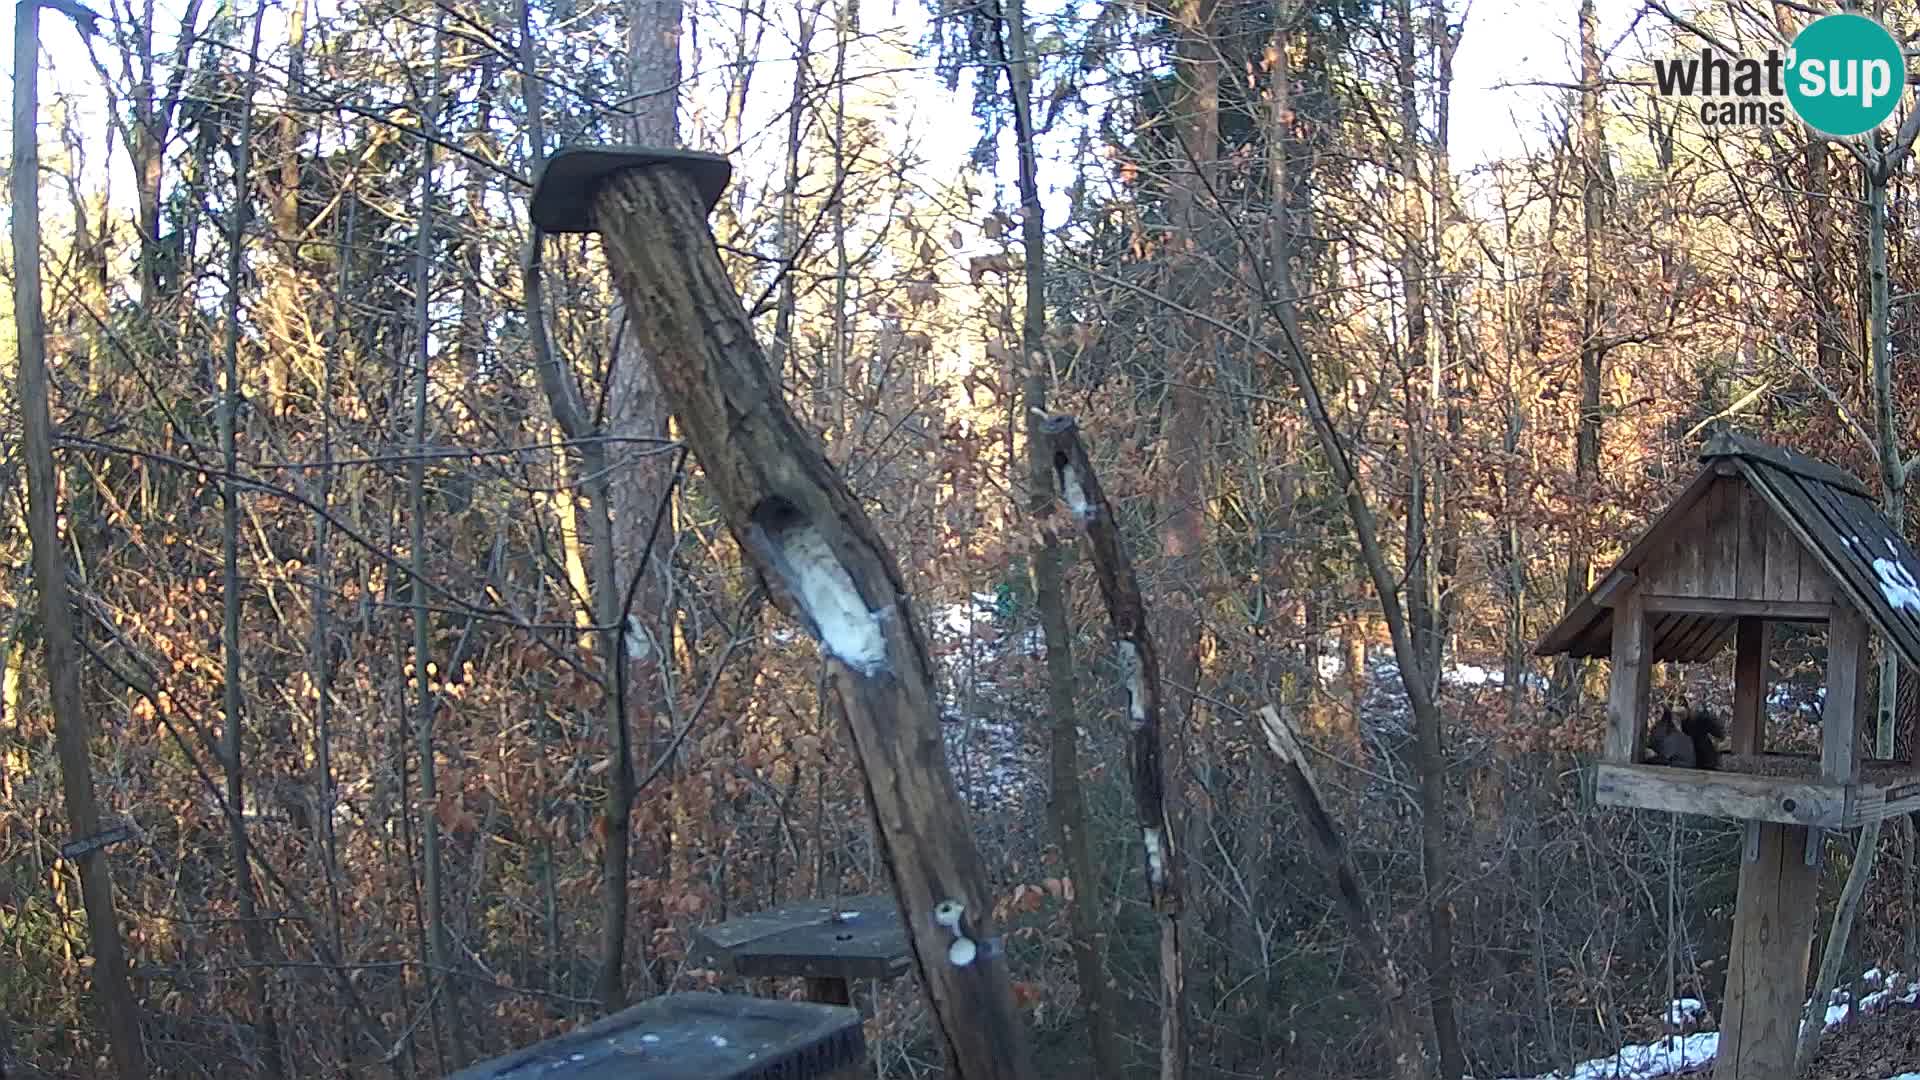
left=1535, top=431, right=1920, bottom=1080
left=446, top=993, right=867, bottom=1079
left=691, top=895, right=910, bottom=1006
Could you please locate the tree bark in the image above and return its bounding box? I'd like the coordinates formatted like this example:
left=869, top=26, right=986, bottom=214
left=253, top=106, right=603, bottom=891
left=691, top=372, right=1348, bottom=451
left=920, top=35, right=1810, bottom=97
left=588, top=163, right=1036, bottom=1080
left=14, top=4, right=148, bottom=1076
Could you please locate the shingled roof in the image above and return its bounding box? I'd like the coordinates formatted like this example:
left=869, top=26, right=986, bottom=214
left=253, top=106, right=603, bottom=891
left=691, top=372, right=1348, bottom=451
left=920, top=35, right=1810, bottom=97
left=1535, top=432, right=1920, bottom=670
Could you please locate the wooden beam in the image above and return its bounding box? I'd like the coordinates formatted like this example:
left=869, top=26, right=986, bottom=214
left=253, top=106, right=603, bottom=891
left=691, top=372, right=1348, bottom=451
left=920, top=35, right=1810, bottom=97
left=1590, top=570, right=1636, bottom=608
left=1605, top=589, right=1652, bottom=764
left=1638, top=596, right=1832, bottom=621
left=565, top=159, right=1033, bottom=1080
left=1731, top=618, right=1767, bottom=756
left=1714, top=823, right=1820, bottom=1080
left=1823, top=607, right=1868, bottom=785
left=1593, top=764, right=1847, bottom=827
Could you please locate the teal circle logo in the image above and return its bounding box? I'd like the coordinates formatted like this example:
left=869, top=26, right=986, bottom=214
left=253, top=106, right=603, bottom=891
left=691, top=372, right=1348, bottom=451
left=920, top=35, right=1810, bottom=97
left=1787, top=13, right=1906, bottom=137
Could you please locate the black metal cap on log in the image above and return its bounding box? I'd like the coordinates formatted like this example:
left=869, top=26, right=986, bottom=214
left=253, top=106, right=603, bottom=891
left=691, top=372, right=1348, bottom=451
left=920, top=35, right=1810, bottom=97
left=529, top=145, right=732, bottom=233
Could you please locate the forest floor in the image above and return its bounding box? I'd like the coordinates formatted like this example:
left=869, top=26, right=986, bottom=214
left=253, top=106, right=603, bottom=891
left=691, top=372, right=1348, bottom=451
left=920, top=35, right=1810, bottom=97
left=1806, top=1001, right=1920, bottom=1080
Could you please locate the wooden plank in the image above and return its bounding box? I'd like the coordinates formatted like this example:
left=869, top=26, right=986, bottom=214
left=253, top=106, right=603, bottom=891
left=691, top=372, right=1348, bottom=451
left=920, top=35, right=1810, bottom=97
left=1593, top=764, right=1847, bottom=827
left=447, top=993, right=869, bottom=1080
left=1855, top=771, right=1920, bottom=823
left=1590, top=570, right=1637, bottom=608
left=1763, top=501, right=1803, bottom=603
left=1672, top=614, right=1728, bottom=662
left=1751, top=472, right=1884, bottom=646
left=1823, top=607, right=1869, bottom=785
left=1605, top=590, right=1653, bottom=764
left=1731, top=618, right=1767, bottom=755
left=1713, top=823, right=1821, bottom=1080
left=1640, top=596, right=1831, bottom=620
left=1735, top=483, right=1769, bottom=600
left=1706, top=477, right=1739, bottom=597
left=1797, top=544, right=1835, bottom=603
left=1671, top=492, right=1708, bottom=597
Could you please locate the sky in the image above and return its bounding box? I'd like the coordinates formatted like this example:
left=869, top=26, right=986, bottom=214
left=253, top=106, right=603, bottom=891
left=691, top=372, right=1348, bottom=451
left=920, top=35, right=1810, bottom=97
left=0, top=0, right=1651, bottom=241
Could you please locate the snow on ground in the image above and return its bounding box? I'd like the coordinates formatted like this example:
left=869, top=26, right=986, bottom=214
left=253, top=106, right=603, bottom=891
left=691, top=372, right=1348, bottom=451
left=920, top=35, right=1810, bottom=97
left=927, top=596, right=1046, bottom=814
left=1501, top=974, right=1920, bottom=1080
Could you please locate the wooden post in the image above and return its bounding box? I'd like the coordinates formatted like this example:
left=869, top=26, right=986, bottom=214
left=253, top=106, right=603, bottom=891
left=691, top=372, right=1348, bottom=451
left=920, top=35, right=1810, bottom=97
left=1731, top=617, right=1767, bottom=756
left=1823, top=607, right=1869, bottom=784
left=529, top=150, right=1033, bottom=1080
left=1604, top=589, right=1652, bottom=764
left=1714, top=822, right=1820, bottom=1080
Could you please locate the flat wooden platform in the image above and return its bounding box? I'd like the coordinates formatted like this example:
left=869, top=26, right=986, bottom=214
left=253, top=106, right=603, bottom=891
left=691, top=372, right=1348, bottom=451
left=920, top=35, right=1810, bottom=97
left=1595, top=754, right=1920, bottom=826
left=691, top=894, right=911, bottom=983
left=447, top=993, right=866, bottom=1079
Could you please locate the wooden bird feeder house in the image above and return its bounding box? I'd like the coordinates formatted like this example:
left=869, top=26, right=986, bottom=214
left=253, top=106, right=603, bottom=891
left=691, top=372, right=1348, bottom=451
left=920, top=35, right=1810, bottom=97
left=1536, top=431, right=1920, bottom=1079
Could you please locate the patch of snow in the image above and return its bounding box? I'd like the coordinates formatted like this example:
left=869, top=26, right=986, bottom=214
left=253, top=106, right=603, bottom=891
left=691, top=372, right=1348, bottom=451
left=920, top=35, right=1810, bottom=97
left=1500, top=972, right=1919, bottom=1080
left=1666, top=998, right=1705, bottom=1026
left=1447, top=664, right=1499, bottom=687
left=1873, top=556, right=1920, bottom=612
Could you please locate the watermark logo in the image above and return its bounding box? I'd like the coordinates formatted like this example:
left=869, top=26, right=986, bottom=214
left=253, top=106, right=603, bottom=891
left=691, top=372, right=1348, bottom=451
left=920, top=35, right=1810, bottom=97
left=1651, top=13, right=1905, bottom=137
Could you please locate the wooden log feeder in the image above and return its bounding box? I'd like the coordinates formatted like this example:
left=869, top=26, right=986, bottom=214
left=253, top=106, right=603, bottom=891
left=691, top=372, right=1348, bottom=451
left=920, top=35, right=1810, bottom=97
left=447, top=993, right=868, bottom=1080
left=1535, top=431, right=1920, bottom=1080
left=690, top=894, right=911, bottom=1006
left=528, top=146, right=1035, bottom=1080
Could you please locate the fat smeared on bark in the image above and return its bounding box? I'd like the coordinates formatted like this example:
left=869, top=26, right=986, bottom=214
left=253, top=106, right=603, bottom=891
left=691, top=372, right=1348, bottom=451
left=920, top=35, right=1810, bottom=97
left=586, top=164, right=1035, bottom=1080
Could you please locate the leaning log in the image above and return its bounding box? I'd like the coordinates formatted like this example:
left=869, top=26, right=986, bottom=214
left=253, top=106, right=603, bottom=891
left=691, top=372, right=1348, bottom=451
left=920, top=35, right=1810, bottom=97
left=1035, top=414, right=1189, bottom=1076
left=1258, top=707, right=1431, bottom=1080
left=529, top=148, right=1034, bottom=1080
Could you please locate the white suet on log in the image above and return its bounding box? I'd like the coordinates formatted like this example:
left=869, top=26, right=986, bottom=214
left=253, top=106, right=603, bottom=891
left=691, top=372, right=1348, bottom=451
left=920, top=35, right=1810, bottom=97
left=1117, top=640, right=1148, bottom=728
left=749, top=497, right=889, bottom=676
left=1143, top=827, right=1166, bottom=885
left=1057, top=462, right=1093, bottom=521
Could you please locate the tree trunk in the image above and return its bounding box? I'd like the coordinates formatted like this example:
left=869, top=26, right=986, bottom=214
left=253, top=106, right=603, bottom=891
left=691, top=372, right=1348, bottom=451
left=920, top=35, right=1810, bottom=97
left=1557, top=0, right=1611, bottom=714
left=997, top=2, right=1122, bottom=1073
left=12, top=7, right=148, bottom=1075
left=596, top=0, right=685, bottom=1009
left=409, top=14, right=464, bottom=1064
left=1797, top=131, right=1916, bottom=1078
left=218, top=15, right=285, bottom=1076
